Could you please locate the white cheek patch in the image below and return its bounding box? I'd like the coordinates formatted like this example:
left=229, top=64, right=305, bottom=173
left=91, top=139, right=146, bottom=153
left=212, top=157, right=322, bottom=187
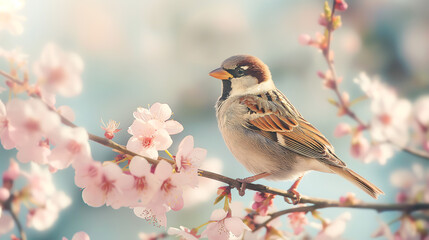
left=241, top=66, right=249, bottom=70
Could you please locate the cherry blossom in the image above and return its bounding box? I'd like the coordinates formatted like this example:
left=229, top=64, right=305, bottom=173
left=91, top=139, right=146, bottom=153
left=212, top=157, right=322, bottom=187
left=16, top=140, right=50, bottom=165
left=127, top=120, right=172, bottom=159
left=0, top=47, right=27, bottom=68
left=175, top=135, right=207, bottom=187
left=334, top=123, right=351, bottom=137
left=0, top=188, right=10, bottom=202
left=252, top=192, right=274, bottom=216
left=101, top=119, right=121, bottom=140
left=6, top=98, right=60, bottom=146
left=168, top=226, right=200, bottom=240
left=2, top=159, right=20, bottom=182
left=133, top=203, right=170, bottom=228
left=201, top=208, right=250, bottom=240
left=0, top=0, right=25, bottom=35
left=0, top=100, right=14, bottom=149
left=133, top=103, right=183, bottom=135
left=288, top=211, right=307, bottom=235
left=33, top=43, right=84, bottom=98
left=22, top=163, right=56, bottom=204
left=63, top=231, right=91, bottom=240
left=371, top=220, right=394, bottom=240
left=360, top=143, right=395, bottom=165
left=314, top=212, right=351, bottom=240
left=128, top=156, right=160, bottom=205
left=412, top=96, right=429, bottom=152
left=27, top=192, right=71, bottom=231
left=48, top=126, right=92, bottom=169
left=0, top=214, right=14, bottom=236
left=350, top=133, right=369, bottom=159
left=80, top=162, right=133, bottom=209
left=390, top=164, right=429, bottom=203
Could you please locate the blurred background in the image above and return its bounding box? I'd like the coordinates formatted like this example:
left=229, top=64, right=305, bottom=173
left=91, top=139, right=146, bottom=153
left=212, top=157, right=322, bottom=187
left=0, top=0, right=428, bottom=239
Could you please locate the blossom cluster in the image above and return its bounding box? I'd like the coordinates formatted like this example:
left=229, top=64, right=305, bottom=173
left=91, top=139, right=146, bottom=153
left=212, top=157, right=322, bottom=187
left=0, top=159, right=71, bottom=236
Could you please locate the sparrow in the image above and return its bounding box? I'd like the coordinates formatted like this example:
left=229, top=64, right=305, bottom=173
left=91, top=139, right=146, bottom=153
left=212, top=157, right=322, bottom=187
left=209, top=55, right=384, bottom=203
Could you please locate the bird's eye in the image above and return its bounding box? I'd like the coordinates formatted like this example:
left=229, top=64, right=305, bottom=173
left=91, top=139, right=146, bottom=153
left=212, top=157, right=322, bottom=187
left=236, top=68, right=245, bottom=76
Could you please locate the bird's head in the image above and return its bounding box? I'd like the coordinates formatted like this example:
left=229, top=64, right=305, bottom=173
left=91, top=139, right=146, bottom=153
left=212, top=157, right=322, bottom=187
left=209, top=55, right=275, bottom=100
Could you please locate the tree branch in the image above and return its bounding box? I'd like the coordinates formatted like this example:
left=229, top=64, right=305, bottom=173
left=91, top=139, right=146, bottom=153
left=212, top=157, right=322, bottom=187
left=4, top=195, right=27, bottom=240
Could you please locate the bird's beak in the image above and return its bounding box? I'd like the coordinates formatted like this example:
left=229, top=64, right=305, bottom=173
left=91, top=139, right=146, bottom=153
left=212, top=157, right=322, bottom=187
left=209, top=68, right=233, bottom=80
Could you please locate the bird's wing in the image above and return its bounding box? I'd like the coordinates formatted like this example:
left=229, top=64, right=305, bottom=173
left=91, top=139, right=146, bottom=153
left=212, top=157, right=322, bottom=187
left=239, top=90, right=346, bottom=167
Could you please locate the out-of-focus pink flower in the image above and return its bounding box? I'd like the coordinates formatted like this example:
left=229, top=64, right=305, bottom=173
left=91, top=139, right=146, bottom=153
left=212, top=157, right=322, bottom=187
left=350, top=134, right=369, bottom=159
left=57, top=105, right=75, bottom=122
left=101, top=119, right=121, bottom=140
left=74, top=160, right=103, bottom=189
left=2, top=159, right=20, bottom=181
left=318, top=13, right=328, bottom=27
left=314, top=212, right=351, bottom=240
left=70, top=231, right=91, bottom=240
left=412, top=96, right=429, bottom=152
left=390, top=164, right=429, bottom=203
left=0, top=47, right=27, bottom=68
left=298, top=34, right=312, bottom=45
left=175, top=136, right=206, bottom=187
left=371, top=220, right=394, bottom=240
left=361, top=143, right=395, bottom=165
left=27, top=192, right=71, bottom=231
left=133, top=203, right=170, bottom=228
left=127, top=120, right=172, bottom=159
left=23, top=163, right=56, bottom=204
left=33, top=43, right=84, bottom=98
left=16, top=140, right=50, bottom=165
left=80, top=162, right=133, bottom=209
left=133, top=103, right=183, bottom=135
left=335, top=0, right=348, bottom=11
left=0, top=0, right=25, bottom=35
left=288, top=211, right=308, bottom=235
left=48, top=127, right=92, bottom=169
left=393, top=217, right=420, bottom=240
left=168, top=226, right=200, bottom=240
left=6, top=98, right=60, bottom=146
left=334, top=123, right=351, bottom=137
left=0, top=188, right=10, bottom=201
left=138, top=232, right=163, bottom=240
left=0, top=100, right=14, bottom=149
left=339, top=192, right=360, bottom=205
left=201, top=209, right=250, bottom=240
left=0, top=213, right=14, bottom=235
left=128, top=156, right=160, bottom=205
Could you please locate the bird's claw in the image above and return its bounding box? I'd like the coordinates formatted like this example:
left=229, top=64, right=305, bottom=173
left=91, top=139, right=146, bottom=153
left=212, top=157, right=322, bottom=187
left=236, top=178, right=247, bottom=196
left=284, top=189, right=301, bottom=205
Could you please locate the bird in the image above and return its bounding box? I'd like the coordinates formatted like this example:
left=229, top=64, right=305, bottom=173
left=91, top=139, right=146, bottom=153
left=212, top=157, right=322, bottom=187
left=209, top=54, right=384, bottom=203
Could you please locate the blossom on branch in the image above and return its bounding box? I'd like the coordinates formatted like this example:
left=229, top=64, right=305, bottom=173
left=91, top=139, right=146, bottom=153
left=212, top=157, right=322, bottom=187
left=412, top=96, right=429, bottom=153
left=175, top=135, right=207, bottom=187
left=133, top=103, right=183, bottom=135
left=201, top=208, right=250, bottom=240
left=0, top=0, right=25, bottom=35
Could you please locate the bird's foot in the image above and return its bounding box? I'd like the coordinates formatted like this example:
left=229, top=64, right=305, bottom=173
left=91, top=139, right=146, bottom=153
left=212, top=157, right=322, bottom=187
left=284, top=175, right=303, bottom=205
left=284, top=188, right=301, bottom=205
left=235, top=172, right=271, bottom=197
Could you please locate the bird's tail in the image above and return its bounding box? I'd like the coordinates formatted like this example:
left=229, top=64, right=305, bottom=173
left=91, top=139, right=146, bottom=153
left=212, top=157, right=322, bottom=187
left=328, top=166, right=384, bottom=199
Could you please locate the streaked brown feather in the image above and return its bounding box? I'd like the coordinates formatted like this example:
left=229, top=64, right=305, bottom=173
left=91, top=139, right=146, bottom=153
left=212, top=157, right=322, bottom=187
left=241, top=91, right=346, bottom=167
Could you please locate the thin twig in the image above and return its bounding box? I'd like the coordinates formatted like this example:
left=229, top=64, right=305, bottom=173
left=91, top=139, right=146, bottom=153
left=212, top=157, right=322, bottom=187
left=4, top=195, right=27, bottom=240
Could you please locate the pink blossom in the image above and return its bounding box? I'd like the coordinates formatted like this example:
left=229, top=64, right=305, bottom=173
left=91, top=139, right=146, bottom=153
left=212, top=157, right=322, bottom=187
left=27, top=192, right=71, bottom=231
left=393, top=217, right=420, bottom=240
left=133, top=204, right=170, bottom=228
left=101, top=119, right=121, bottom=140
left=168, top=226, right=200, bottom=240
left=298, top=34, right=312, bottom=45
left=6, top=98, right=60, bottom=146
left=0, top=0, right=25, bottom=35
left=339, top=192, right=360, bottom=205
left=314, top=212, right=351, bottom=240
left=350, top=134, right=369, bottom=159
left=151, top=160, right=186, bottom=211
left=71, top=232, right=90, bottom=240
left=128, top=156, right=160, bottom=205
left=133, top=103, right=183, bottom=135
left=80, top=162, right=133, bottom=209
left=127, top=120, right=172, bottom=159
left=0, top=188, right=10, bottom=202
left=335, top=0, right=348, bottom=11
left=334, top=123, right=351, bottom=137
left=23, top=163, right=56, bottom=204
left=175, top=136, right=207, bottom=187
left=201, top=209, right=250, bottom=240
left=0, top=47, right=27, bottom=68
left=412, top=96, right=429, bottom=152
left=361, top=143, right=395, bottom=165
left=0, top=214, right=14, bottom=235
left=288, top=211, right=308, bottom=235
left=57, top=105, right=75, bottom=122
left=390, top=164, right=429, bottom=203
left=371, top=220, right=394, bottom=240
left=33, top=43, right=84, bottom=98
left=2, top=159, right=20, bottom=181
left=0, top=100, right=14, bottom=149
left=16, top=140, right=50, bottom=165
left=48, top=127, right=92, bottom=169
left=252, top=192, right=274, bottom=216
